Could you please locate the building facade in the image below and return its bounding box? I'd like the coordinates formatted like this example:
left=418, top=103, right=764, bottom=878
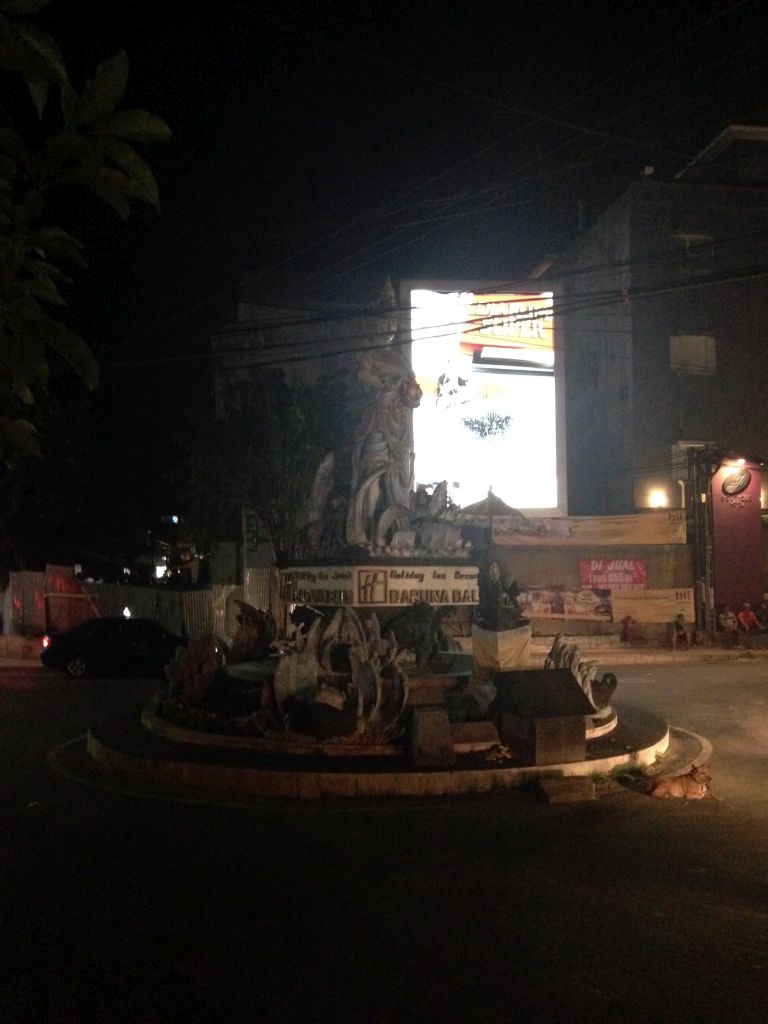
left=558, top=126, right=768, bottom=518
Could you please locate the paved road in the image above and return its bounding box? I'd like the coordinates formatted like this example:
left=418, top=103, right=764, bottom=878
left=2, top=662, right=768, bottom=1024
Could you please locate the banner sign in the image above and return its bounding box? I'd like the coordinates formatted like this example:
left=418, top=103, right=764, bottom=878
left=579, top=559, right=646, bottom=590
left=611, top=588, right=694, bottom=624
left=491, top=509, right=686, bottom=546
left=283, top=565, right=480, bottom=608
left=518, top=587, right=612, bottom=621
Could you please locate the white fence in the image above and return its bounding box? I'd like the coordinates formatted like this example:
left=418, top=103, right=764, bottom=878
left=2, top=567, right=276, bottom=639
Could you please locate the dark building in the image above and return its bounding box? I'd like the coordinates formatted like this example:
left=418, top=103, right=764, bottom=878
left=558, top=125, right=768, bottom=517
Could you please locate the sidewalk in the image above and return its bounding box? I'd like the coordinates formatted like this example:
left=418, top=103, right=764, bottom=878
left=530, top=633, right=768, bottom=666
left=5, top=641, right=767, bottom=671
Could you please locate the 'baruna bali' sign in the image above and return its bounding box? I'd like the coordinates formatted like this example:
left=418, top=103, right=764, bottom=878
left=283, top=566, right=480, bottom=608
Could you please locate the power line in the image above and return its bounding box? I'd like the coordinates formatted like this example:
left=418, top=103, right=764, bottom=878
left=104, top=261, right=768, bottom=371
left=114, top=2, right=760, bottom=347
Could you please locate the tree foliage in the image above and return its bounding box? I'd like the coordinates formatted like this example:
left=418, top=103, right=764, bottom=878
left=0, top=0, right=170, bottom=463
left=177, top=369, right=348, bottom=561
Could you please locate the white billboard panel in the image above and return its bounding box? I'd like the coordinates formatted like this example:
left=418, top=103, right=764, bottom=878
left=408, top=285, right=566, bottom=515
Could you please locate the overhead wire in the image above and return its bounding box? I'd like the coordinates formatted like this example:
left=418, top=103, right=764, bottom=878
left=115, top=0, right=760, bottom=347
left=105, top=256, right=768, bottom=373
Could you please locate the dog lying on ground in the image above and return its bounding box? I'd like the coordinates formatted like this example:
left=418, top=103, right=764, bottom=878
left=649, top=764, right=712, bottom=799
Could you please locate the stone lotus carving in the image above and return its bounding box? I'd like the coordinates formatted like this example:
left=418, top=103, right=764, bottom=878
left=258, top=607, right=409, bottom=742
left=544, top=633, right=618, bottom=712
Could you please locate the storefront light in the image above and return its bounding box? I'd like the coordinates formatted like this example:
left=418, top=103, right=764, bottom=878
left=648, top=488, right=668, bottom=508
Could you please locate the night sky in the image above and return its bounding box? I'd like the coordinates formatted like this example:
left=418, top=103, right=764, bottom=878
left=31, top=0, right=768, bottom=547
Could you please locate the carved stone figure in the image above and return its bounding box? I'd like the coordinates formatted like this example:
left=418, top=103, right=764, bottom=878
left=261, top=607, right=409, bottom=742
left=545, top=633, right=618, bottom=712
left=346, top=342, right=423, bottom=548
left=303, top=281, right=470, bottom=558
left=229, top=601, right=276, bottom=662
left=383, top=601, right=452, bottom=670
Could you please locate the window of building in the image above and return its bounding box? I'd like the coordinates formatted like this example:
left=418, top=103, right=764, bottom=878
left=669, top=233, right=715, bottom=276
left=669, top=333, right=716, bottom=376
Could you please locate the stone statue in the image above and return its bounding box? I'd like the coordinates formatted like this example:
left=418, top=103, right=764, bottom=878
left=383, top=601, right=453, bottom=670
left=346, top=342, right=423, bottom=548
left=229, top=601, right=276, bottom=662
left=303, top=280, right=468, bottom=558
left=261, top=607, right=409, bottom=742
left=545, top=633, right=617, bottom=712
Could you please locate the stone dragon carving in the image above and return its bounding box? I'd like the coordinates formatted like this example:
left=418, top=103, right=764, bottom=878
left=545, top=633, right=618, bottom=712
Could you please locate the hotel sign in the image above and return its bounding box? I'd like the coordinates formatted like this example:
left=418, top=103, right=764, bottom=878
left=711, top=461, right=763, bottom=608
left=283, top=565, right=480, bottom=608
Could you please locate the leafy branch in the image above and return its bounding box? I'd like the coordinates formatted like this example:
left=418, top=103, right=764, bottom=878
left=0, top=0, right=170, bottom=463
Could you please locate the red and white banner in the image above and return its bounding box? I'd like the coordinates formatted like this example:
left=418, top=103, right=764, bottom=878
left=579, top=558, right=646, bottom=590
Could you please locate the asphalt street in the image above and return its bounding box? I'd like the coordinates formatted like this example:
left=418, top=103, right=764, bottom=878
left=2, top=659, right=768, bottom=1024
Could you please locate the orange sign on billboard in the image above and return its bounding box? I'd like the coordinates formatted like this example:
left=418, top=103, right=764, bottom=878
left=460, top=293, right=554, bottom=359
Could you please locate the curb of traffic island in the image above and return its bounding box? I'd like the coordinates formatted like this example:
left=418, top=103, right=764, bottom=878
left=141, top=704, right=401, bottom=758
left=85, top=705, right=673, bottom=800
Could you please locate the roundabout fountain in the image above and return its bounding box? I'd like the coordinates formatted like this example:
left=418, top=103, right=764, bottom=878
left=85, top=287, right=678, bottom=799
left=86, top=607, right=672, bottom=800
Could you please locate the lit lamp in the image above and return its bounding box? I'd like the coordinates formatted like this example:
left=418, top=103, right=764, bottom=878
left=648, top=488, right=668, bottom=508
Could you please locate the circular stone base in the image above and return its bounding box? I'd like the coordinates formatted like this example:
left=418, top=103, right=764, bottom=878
left=586, top=706, right=618, bottom=739
left=84, top=701, right=673, bottom=800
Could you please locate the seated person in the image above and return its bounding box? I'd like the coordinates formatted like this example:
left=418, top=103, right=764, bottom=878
left=671, top=612, right=690, bottom=649
left=737, top=602, right=761, bottom=633
left=756, top=603, right=768, bottom=631
left=718, top=605, right=739, bottom=646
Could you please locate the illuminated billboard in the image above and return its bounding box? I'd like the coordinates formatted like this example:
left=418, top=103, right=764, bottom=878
left=408, top=285, right=566, bottom=515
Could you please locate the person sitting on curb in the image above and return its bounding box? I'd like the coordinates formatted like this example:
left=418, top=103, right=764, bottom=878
left=737, top=602, right=762, bottom=634
left=671, top=612, right=690, bottom=650
left=718, top=605, right=740, bottom=648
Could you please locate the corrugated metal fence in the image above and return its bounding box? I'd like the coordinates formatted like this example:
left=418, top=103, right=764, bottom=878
left=2, top=567, right=278, bottom=639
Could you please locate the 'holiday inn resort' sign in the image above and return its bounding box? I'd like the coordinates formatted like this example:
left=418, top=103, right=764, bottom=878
left=282, top=565, right=480, bottom=608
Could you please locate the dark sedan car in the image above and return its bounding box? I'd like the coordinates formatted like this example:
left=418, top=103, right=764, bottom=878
left=41, top=617, right=187, bottom=678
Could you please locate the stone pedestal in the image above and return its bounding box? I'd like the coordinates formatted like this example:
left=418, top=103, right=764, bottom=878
left=408, top=707, right=456, bottom=767
left=471, top=624, right=531, bottom=676
left=495, top=669, right=594, bottom=766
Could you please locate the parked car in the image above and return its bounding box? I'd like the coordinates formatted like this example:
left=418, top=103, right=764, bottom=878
left=41, top=617, right=187, bottom=678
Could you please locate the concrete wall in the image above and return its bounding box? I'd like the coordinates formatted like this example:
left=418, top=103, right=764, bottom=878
left=495, top=542, right=693, bottom=637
